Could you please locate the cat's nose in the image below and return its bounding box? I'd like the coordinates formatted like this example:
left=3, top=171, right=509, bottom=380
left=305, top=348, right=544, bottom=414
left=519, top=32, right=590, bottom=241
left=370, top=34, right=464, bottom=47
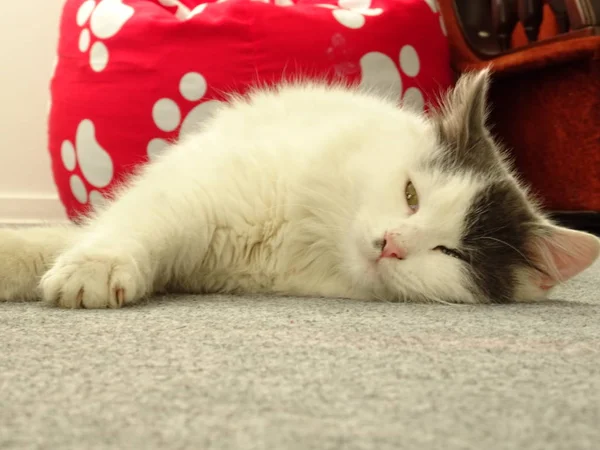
left=379, top=233, right=406, bottom=260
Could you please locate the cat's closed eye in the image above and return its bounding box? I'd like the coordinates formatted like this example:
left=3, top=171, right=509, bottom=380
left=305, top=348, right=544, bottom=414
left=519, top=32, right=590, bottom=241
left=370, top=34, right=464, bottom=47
left=433, top=245, right=465, bottom=261
left=405, top=181, right=419, bottom=211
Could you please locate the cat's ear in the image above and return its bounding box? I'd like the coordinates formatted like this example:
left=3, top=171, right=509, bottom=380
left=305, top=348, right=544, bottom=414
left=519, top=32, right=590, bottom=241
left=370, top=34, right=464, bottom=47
left=434, top=68, right=491, bottom=148
left=528, top=224, right=600, bottom=290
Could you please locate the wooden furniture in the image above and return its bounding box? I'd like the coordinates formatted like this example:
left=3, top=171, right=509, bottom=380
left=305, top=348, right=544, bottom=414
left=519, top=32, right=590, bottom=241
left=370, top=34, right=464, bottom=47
left=438, top=0, right=600, bottom=233
left=449, top=0, right=599, bottom=59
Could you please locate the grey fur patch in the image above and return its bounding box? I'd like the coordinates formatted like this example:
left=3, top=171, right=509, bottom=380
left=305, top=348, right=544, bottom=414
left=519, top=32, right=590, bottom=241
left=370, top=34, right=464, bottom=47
left=461, top=181, right=539, bottom=303
left=430, top=69, right=544, bottom=302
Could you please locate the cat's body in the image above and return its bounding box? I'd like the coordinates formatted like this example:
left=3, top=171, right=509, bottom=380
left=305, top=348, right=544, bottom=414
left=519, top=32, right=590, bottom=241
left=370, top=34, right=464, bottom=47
left=1, top=71, right=598, bottom=308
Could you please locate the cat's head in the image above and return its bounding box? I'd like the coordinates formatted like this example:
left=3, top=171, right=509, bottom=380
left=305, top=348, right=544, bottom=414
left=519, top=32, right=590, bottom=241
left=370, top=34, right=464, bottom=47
left=343, top=69, right=599, bottom=303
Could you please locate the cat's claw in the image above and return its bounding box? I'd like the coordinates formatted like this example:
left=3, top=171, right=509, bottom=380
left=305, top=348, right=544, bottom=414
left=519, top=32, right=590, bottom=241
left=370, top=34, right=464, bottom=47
left=40, top=250, right=147, bottom=309
left=75, top=289, right=84, bottom=309
left=115, top=288, right=125, bottom=308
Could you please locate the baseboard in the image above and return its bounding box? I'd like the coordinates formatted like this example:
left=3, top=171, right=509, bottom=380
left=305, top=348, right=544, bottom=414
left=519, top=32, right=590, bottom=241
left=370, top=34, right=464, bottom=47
left=0, top=194, right=69, bottom=225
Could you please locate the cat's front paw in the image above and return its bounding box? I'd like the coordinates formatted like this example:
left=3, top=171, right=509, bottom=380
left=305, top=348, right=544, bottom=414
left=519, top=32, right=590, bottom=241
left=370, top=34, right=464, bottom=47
left=40, top=249, right=149, bottom=309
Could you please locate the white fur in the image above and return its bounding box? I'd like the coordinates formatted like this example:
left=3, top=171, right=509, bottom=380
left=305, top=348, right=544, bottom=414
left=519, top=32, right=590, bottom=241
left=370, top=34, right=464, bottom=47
left=0, top=226, right=80, bottom=301
left=0, top=82, right=592, bottom=308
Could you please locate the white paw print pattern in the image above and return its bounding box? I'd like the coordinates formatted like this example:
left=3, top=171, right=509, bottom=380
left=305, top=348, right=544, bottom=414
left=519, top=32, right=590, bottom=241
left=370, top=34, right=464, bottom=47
left=158, top=0, right=294, bottom=20
left=76, top=0, right=135, bottom=72
left=359, top=46, right=425, bottom=111
left=317, top=0, right=383, bottom=30
left=157, top=0, right=233, bottom=20
left=61, top=120, right=114, bottom=208
left=148, top=72, right=222, bottom=161
left=423, top=0, right=447, bottom=36
left=157, top=0, right=206, bottom=19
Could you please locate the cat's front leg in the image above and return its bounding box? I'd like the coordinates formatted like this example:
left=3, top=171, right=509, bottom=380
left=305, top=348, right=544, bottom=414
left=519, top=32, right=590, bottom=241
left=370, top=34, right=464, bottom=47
left=40, top=138, right=219, bottom=309
left=40, top=190, right=170, bottom=309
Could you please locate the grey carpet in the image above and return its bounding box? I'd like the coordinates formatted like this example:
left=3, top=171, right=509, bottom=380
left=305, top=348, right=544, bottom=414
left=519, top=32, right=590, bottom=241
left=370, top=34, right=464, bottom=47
left=1, top=261, right=599, bottom=450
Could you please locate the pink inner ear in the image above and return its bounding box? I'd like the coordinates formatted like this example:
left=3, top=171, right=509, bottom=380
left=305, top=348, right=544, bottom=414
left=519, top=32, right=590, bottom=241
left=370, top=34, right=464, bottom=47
left=533, top=226, right=600, bottom=289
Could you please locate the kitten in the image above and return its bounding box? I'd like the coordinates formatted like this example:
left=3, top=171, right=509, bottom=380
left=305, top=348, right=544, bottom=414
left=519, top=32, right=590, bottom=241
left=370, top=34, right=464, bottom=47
left=0, top=69, right=598, bottom=308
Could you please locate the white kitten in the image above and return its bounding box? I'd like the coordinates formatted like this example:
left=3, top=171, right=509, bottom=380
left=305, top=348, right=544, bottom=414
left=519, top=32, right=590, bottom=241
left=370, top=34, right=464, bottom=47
left=1, top=70, right=598, bottom=308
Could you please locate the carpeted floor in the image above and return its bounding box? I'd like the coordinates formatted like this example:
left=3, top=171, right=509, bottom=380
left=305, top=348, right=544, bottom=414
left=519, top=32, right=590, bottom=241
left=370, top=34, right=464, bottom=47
left=1, top=261, right=599, bottom=450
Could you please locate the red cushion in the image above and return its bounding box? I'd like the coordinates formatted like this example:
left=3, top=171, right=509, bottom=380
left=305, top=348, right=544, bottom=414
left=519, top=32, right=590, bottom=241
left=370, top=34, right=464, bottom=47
left=49, top=0, right=453, bottom=219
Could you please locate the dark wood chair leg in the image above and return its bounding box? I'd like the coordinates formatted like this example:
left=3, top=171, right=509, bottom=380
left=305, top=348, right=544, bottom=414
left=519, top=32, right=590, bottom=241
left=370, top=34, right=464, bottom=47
left=492, top=0, right=519, bottom=50
left=547, top=0, right=570, bottom=33
left=518, top=0, right=544, bottom=41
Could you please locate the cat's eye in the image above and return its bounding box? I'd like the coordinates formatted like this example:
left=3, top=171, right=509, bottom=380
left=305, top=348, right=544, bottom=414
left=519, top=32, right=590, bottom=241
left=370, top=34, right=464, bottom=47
left=405, top=181, right=419, bottom=211
left=434, top=245, right=464, bottom=261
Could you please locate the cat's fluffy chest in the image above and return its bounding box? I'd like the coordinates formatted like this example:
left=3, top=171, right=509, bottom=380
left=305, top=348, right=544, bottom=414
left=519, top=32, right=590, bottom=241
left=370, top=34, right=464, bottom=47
left=174, top=182, right=358, bottom=300
left=180, top=217, right=353, bottom=299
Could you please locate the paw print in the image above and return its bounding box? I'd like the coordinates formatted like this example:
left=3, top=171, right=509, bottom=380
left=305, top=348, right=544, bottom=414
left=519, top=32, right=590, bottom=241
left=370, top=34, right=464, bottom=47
left=359, top=46, right=425, bottom=111
left=76, top=0, right=135, bottom=72
left=156, top=0, right=199, bottom=19
left=317, top=0, right=383, bottom=30
left=61, top=120, right=114, bottom=209
left=423, top=0, right=447, bottom=36
left=158, top=0, right=294, bottom=20
left=157, top=0, right=230, bottom=20
left=147, top=72, right=222, bottom=160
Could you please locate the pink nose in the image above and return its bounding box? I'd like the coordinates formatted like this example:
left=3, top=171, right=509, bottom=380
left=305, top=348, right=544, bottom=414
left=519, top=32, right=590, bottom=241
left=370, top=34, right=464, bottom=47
left=380, top=233, right=406, bottom=260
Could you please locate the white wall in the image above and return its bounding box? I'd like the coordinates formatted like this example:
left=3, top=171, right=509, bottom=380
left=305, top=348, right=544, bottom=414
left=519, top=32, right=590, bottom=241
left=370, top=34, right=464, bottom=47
left=0, top=1, right=68, bottom=224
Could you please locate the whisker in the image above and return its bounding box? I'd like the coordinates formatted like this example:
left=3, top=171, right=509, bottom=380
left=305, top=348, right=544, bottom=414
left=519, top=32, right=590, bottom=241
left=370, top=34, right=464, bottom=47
left=473, top=236, right=534, bottom=266
left=372, top=291, right=393, bottom=304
